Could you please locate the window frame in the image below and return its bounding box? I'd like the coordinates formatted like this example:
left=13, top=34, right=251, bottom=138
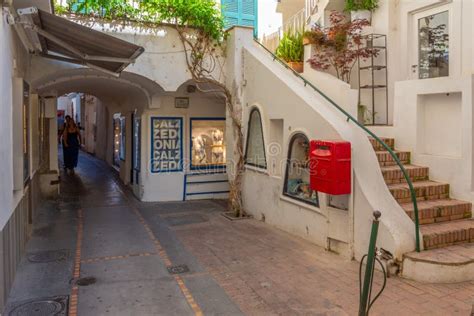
left=283, top=132, right=319, bottom=207
left=244, top=108, right=267, bottom=169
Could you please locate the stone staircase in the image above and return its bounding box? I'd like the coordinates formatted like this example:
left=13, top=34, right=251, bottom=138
left=370, top=137, right=474, bottom=282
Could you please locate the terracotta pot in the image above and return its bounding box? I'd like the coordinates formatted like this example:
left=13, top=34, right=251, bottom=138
left=288, top=61, right=304, bottom=73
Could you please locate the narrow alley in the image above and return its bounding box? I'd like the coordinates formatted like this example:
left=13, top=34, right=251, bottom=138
left=5, top=152, right=474, bottom=315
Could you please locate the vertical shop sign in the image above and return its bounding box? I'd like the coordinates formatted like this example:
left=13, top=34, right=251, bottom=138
left=133, top=117, right=141, bottom=171
left=151, top=117, right=183, bottom=173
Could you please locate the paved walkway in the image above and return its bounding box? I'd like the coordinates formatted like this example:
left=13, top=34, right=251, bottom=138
left=5, top=152, right=474, bottom=315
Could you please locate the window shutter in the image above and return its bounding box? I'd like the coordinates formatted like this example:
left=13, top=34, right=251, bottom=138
left=221, top=0, right=258, bottom=37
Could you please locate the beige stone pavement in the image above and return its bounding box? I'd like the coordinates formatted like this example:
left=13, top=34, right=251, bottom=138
left=173, top=213, right=474, bottom=315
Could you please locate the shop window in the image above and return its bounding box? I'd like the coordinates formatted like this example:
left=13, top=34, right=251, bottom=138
left=119, top=116, right=126, bottom=161
left=190, top=118, right=226, bottom=170
left=245, top=108, right=267, bottom=169
left=283, top=133, right=319, bottom=206
left=113, top=116, right=121, bottom=167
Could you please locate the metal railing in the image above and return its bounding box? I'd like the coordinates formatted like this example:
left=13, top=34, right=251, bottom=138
left=305, top=0, right=319, bottom=21
left=283, top=8, right=307, bottom=34
left=253, top=38, right=421, bottom=252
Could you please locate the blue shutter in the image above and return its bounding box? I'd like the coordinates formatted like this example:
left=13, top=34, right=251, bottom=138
left=71, top=0, right=91, bottom=14
left=222, top=0, right=258, bottom=37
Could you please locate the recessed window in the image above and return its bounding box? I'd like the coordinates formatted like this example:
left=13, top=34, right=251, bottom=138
left=284, top=133, right=319, bottom=206
left=245, top=109, right=267, bottom=169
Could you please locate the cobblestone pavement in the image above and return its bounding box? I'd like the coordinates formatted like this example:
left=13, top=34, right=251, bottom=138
left=5, top=151, right=474, bottom=315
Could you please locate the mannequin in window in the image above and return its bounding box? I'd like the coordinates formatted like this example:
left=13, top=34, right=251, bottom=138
left=193, top=135, right=207, bottom=164
left=211, top=129, right=224, bottom=164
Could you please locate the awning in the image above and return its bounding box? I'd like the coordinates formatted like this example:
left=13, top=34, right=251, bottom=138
left=17, top=7, right=144, bottom=75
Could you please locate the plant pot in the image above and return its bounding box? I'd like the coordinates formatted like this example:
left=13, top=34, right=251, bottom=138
left=351, top=10, right=372, bottom=23
left=288, top=61, right=304, bottom=73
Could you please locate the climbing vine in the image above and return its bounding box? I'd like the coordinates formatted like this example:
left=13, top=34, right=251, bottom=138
left=60, top=0, right=246, bottom=217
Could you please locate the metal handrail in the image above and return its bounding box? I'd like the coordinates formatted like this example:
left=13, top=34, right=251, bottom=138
left=253, top=38, right=421, bottom=252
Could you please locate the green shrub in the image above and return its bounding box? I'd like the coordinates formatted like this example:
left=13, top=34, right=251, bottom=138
left=275, top=32, right=304, bottom=63
left=345, top=0, right=379, bottom=11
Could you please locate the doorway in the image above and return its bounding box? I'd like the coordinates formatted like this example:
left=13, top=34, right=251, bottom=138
left=411, top=5, right=452, bottom=79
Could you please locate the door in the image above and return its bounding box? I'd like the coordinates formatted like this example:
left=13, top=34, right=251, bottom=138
left=411, top=5, right=451, bottom=79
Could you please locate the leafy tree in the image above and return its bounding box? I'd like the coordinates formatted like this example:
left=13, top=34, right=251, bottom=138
left=60, top=0, right=246, bottom=216
left=306, top=11, right=378, bottom=83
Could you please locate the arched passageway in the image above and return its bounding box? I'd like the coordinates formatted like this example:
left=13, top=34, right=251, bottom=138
left=33, top=68, right=165, bottom=187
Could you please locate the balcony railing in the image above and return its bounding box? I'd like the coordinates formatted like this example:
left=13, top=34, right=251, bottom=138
left=261, top=0, right=319, bottom=52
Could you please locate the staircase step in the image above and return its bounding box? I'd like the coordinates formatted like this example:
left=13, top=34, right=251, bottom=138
left=405, top=242, right=474, bottom=266
left=369, top=137, right=394, bottom=151
left=388, top=180, right=450, bottom=203
left=403, top=243, right=474, bottom=283
left=401, top=199, right=472, bottom=224
left=421, top=219, right=474, bottom=249
left=376, top=150, right=410, bottom=166
left=381, top=165, right=429, bottom=184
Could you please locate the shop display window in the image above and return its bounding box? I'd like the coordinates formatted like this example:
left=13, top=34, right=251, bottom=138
left=119, top=116, right=126, bottom=161
left=284, top=133, right=319, bottom=206
left=245, top=109, right=267, bottom=169
left=190, top=118, right=226, bottom=170
left=113, top=117, right=121, bottom=167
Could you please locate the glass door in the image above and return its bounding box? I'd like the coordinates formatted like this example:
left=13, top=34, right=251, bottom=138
left=412, top=6, right=450, bottom=79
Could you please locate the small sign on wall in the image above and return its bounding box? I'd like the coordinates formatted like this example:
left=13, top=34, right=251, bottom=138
left=151, top=117, right=183, bottom=173
left=175, top=97, right=189, bottom=108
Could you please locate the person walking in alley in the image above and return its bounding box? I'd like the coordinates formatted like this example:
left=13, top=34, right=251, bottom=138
left=60, top=115, right=71, bottom=170
left=63, top=118, right=81, bottom=174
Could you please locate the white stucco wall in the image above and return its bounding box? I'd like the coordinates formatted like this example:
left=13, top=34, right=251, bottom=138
left=140, top=94, right=226, bottom=202
left=0, top=13, right=16, bottom=229
left=0, top=10, right=39, bottom=229
left=393, top=76, right=474, bottom=202
left=63, top=16, right=225, bottom=93
left=231, top=28, right=416, bottom=260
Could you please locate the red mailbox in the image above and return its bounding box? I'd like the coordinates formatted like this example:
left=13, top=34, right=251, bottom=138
left=310, top=140, right=351, bottom=195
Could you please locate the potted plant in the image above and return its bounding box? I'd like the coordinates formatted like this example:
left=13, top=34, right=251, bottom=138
left=276, top=32, right=305, bottom=73
left=306, top=11, right=379, bottom=83
left=345, top=0, right=379, bottom=23
left=358, top=103, right=377, bottom=124
left=303, top=27, right=324, bottom=46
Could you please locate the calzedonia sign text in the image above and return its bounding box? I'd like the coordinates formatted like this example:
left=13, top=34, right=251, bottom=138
left=151, top=117, right=183, bottom=172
